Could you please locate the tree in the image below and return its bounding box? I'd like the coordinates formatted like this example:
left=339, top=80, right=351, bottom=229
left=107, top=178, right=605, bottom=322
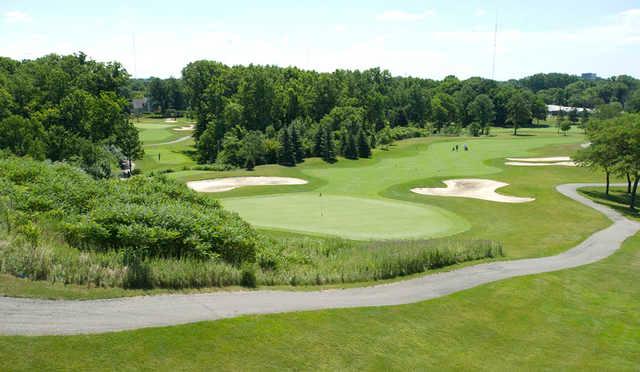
left=148, top=77, right=168, bottom=113
left=431, top=93, right=458, bottom=131
left=574, top=119, right=620, bottom=195
left=593, top=102, right=623, bottom=120
left=506, top=92, right=532, bottom=135
left=239, top=131, right=266, bottom=170
left=278, top=127, right=296, bottom=166
left=344, top=133, right=359, bottom=160
left=626, top=90, right=640, bottom=113
left=197, top=125, right=219, bottom=163
left=377, top=126, right=393, bottom=148
left=0, top=115, right=46, bottom=159
left=579, top=109, right=590, bottom=132
left=115, top=121, right=144, bottom=176
left=560, top=120, right=571, bottom=136
left=468, top=94, right=495, bottom=135
left=290, top=124, right=304, bottom=163
left=322, top=126, right=337, bottom=163
left=531, top=96, right=548, bottom=124
left=357, top=129, right=371, bottom=158
left=568, top=109, right=579, bottom=123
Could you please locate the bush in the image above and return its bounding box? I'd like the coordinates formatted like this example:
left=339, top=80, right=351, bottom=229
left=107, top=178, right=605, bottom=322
left=388, top=126, right=431, bottom=141
left=0, top=156, right=259, bottom=264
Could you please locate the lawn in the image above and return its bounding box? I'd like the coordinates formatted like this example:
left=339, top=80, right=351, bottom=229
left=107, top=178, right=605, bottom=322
left=2, top=234, right=638, bottom=370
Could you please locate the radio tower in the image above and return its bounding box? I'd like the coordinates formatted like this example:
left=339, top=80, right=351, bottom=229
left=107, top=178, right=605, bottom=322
left=491, top=12, right=498, bottom=80
left=132, top=33, right=138, bottom=79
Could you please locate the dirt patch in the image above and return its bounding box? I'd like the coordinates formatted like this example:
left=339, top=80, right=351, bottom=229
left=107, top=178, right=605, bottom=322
left=187, top=177, right=308, bottom=193
left=411, top=179, right=534, bottom=203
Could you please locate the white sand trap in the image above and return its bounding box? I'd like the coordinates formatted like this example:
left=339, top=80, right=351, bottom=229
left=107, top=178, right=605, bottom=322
left=187, top=176, right=308, bottom=193
left=581, top=142, right=591, bottom=148
left=506, top=161, right=577, bottom=167
left=411, top=179, right=534, bottom=203
left=164, top=118, right=177, bottom=123
left=173, top=125, right=195, bottom=131
left=506, top=156, right=571, bottom=162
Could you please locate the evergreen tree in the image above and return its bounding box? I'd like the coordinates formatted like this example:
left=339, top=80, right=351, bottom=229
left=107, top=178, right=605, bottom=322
left=278, top=127, right=296, bottom=166
left=323, top=126, right=337, bottom=163
left=290, top=125, right=304, bottom=163
left=313, top=125, right=325, bottom=157
left=357, top=129, right=371, bottom=158
left=344, top=133, right=359, bottom=160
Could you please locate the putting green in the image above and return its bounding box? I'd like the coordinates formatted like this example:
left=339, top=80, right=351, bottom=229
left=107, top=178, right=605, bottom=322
left=222, top=193, right=469, bottom=240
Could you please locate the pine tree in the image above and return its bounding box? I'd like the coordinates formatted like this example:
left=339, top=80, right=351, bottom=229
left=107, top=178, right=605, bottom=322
left=357, top=130, right=371, bottom=158
left=323, top=127, right=337, bottom=163
left=290, top=125, right=304, bottom=163
left=278, top=128, right=296, bottom=166
left=344, top=133, right=359, bottom=160
left=313, top=125, right=325, bottom=157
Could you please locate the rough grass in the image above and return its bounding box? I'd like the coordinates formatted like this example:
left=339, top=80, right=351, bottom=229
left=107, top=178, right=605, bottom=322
left=0, top=232, right=501, bottom=291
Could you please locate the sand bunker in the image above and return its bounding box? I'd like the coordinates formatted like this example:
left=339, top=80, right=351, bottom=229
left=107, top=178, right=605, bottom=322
left=506, top=161, right=577, bottom=167
left=164, top=118, right=177, bottom=123
left=187, top=176, right=308, bottom=193
left=173, top=125, right=195, bottom=131
left=505, top=156, right=576, bottom=167
left=411, top=179, right=534, bottom=203
left=506, top=156, right=571, bottom=162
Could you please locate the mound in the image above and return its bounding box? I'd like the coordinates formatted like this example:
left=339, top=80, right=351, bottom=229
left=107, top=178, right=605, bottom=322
left=187, top=176, right=308, bottom=193
left=411, top=179, right=534, bottom=203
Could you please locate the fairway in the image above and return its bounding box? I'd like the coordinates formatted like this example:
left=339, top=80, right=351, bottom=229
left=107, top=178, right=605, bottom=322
left=222, top=193, right=469, bottom=239
left=134, top=119, right=194, bottom=145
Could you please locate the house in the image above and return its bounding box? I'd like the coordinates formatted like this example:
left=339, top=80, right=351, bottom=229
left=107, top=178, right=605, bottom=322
left=132, top=97, right=150, bottom=113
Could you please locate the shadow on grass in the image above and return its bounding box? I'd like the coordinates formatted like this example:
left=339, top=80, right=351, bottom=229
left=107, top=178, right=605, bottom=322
left=580, top=189, right=640, bottom=220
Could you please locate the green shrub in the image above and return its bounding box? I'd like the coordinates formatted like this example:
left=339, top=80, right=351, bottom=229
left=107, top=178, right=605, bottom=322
left=0, top=156, right=258, bottom=264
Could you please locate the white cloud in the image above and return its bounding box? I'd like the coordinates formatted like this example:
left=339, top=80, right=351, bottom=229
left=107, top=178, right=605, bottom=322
left=4, top=11, right=32, bottom=23
left=376, top=10, right=435, bottom=22
left=334, top=24, right=346, bottom=33
left=475, top=9, right=487, bottom=17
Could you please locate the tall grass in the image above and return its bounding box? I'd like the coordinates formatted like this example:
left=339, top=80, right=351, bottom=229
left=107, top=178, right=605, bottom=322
left=257, top=237, right=503, bottom=286
left=0, top=232, right=503, bottom=289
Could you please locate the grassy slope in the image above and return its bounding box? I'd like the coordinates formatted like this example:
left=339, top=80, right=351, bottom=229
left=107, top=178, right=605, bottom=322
left=2, top=234, right=638, bottom=370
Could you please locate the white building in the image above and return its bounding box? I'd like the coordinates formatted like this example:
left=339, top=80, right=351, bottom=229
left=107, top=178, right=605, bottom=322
left=547, top=104, right=593, bottom=114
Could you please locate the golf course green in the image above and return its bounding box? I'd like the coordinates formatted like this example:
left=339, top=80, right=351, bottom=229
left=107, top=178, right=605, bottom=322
left=223, top=193, right=468, bottom=239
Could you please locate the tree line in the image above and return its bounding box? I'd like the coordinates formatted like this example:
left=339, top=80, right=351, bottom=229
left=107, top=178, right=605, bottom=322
left=0, top=53, right=143, bottom=178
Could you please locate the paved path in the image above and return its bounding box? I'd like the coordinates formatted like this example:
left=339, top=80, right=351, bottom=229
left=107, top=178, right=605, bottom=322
left=1, top=183, right=638, bottom=336
left=143, top=135, right=192, bottom=147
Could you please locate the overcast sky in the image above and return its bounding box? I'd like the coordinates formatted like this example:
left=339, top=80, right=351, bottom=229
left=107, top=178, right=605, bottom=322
left=1, top=0, right=639, bottom=80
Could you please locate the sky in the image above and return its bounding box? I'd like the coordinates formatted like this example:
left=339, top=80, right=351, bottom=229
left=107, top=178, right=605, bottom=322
left=1, top=0, right=639, bottom=80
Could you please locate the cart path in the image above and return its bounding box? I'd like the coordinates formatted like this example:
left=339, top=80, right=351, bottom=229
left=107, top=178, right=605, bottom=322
left=1, top=183, right=637, bottom=336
